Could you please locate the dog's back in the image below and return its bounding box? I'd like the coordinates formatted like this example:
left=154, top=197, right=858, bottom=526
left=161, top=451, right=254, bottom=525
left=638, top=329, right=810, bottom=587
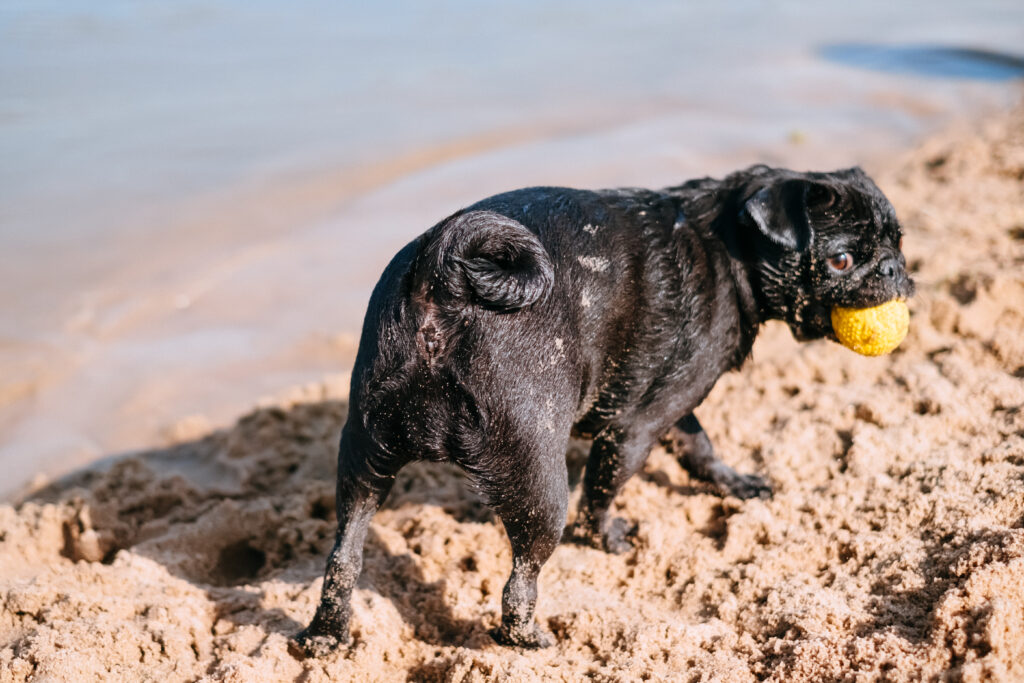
left=344, top=209, right=565, bottom=469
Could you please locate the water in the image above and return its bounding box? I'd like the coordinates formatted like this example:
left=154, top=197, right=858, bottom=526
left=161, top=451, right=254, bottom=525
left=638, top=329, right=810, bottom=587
left=1, top=0, right=1023, bottom=498
left=821, top=44, right=1024, bottom=81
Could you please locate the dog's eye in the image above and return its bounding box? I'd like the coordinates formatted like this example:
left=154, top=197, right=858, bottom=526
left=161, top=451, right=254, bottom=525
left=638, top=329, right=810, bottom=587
left=827, top=253, right=853, bottom=272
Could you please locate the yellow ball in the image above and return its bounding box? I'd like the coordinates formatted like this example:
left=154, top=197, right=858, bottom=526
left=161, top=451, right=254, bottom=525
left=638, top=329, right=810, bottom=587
left=830, top=300, right=910, bottom=356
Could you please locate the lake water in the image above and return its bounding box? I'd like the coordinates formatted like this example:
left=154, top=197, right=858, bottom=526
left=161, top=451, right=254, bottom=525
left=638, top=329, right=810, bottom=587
left=1, top=0, right=1023, bottom=498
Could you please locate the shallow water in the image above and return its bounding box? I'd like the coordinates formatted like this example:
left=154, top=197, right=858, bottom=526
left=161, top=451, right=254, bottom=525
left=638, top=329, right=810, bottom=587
left=1, top=0, right=1023, bottom=497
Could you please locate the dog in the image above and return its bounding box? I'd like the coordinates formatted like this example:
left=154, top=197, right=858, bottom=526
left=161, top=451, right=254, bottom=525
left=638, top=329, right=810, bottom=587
left=295, top=164, right=914, bottom=654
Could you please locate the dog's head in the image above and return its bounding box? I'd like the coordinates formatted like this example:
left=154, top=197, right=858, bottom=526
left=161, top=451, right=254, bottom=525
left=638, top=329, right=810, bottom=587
left=737, top=166, right=914, bottom=342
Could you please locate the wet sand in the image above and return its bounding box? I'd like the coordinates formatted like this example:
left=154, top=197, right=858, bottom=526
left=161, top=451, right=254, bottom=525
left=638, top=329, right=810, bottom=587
left=2, top=106, right=1024, bottom=681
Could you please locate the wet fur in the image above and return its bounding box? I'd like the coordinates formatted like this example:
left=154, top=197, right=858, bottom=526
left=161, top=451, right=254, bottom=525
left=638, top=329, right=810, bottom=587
left=296, top=164, right=914, bottom=654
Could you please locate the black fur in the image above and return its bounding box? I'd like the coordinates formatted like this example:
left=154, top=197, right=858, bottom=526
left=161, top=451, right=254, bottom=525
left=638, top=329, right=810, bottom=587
left=294, top=164, right=914, bottom=654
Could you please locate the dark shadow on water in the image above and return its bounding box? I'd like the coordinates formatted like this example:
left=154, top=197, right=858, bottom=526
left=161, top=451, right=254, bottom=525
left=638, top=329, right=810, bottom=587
left=820, top=43, right=1024, bottom=82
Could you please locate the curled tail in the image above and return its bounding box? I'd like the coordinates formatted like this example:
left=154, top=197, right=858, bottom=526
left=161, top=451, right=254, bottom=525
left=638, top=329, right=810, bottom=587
left=421, top=210, right=554, bottom=312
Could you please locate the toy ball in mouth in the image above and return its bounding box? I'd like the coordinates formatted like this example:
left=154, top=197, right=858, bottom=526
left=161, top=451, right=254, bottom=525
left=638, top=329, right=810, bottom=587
left=830, top=300, right=910, bottom=356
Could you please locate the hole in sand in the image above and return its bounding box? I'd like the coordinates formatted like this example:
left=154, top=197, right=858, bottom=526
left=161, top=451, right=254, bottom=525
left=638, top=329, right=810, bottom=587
left=214, top=540, right=266, bottom=585
left=947, top=272, right=989, bottom=305
left=310, top=497, right=333, bottom=521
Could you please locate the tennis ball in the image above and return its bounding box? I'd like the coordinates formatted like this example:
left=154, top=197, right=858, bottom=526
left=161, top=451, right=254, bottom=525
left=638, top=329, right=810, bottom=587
left=830, top=300, right=909, bottom=356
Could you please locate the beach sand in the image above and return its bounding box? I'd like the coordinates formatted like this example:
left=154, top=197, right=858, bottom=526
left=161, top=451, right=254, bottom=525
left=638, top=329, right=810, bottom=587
left=2, top=106, right=1023, bottom=682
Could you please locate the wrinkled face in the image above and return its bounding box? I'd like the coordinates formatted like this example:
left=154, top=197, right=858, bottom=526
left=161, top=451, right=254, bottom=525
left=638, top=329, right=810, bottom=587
left=742, top=167, right=915, bottom=341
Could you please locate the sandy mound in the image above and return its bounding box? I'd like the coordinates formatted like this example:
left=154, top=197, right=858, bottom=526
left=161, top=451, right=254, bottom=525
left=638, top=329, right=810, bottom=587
left=3, top=107, right=1024, bottom=682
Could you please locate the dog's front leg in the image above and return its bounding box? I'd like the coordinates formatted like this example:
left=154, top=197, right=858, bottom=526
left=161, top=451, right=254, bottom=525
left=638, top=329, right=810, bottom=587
left=663, top=413, right=772, bottom=500
left=569, top=422, right=668, bottom=554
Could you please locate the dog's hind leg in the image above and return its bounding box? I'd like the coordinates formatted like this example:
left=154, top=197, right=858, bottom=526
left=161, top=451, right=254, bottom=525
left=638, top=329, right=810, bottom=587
left=294, top=426, right=397, bottom=657
left=470, top=436, right=569, bottom=649
left=662, top=413, right=771, bottom=500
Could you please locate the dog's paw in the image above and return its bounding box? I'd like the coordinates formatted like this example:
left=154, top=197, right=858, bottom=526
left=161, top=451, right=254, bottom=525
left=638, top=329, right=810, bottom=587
left=290, top=627, right=351, bottom=659
left=601, top=517, right=637, bottom=554
left=716, top=471, right=772, bottom=500
left=490, top=623, right=555, bottom=649
left=565, top=516, right=637, bottom=554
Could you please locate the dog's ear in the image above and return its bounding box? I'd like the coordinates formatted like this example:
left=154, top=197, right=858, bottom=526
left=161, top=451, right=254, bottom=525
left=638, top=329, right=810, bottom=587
left=741, top=179, right=833, bottom=251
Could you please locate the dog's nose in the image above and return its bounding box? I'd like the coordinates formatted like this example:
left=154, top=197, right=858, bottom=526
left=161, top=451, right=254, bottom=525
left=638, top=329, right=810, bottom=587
left=879, top=257, right=898, bottom=280
left=879, top=256, right=915, bottom=298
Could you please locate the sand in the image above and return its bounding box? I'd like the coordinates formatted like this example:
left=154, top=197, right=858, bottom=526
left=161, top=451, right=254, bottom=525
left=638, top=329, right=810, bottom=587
left=2, top=106, right=1024, bottom=682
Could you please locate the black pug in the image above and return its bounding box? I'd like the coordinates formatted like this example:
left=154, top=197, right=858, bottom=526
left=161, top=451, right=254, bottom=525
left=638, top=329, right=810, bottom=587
left=296, top=164, right=913, bottom=654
